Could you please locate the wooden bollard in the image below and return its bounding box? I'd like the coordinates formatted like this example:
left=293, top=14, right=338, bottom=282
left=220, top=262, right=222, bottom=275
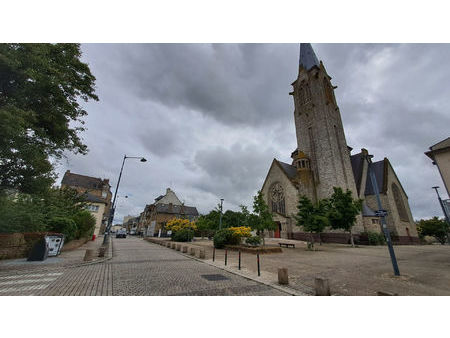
left=84, top=249, right=95, bottom=261
left=278, top=268, right=289, bottom=285
left=198, top=248, right=205, bottom=259
left=190, top=247, right=196, bottom=256
left=182, top=246, right=188, bottom=253
left=176, top=244, right=181, bottom=251
left=314, top=278, right=331, bottom=296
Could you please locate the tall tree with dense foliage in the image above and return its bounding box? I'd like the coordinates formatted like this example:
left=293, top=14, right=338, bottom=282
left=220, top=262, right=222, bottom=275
left=328, top=187, right=362, bottom=247
left=295, top=195, right=329, bottom=250
left=417, top=217, right=449, bottom=244
left=251, top=190, right=275, bottom=246
left=0, top=43, right=98, bottom=193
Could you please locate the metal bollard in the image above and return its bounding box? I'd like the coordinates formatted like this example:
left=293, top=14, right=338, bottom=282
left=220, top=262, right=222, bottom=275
left=225, top=249, right=228, bottom=266
left=238, top=250, right=241, bottom=270
left=213, top=247, right=215, bottom=262
left=257, top=253, right=260, bottom=276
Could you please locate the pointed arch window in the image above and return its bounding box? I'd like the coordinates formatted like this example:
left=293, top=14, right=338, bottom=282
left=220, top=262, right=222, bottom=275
left=270, top=182, right=286, bottom=215
left=391, top=183, right=409, bottom=222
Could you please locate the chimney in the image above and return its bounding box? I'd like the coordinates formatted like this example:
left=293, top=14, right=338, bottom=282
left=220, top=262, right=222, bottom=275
left=166, top=187, right=171, bottom=194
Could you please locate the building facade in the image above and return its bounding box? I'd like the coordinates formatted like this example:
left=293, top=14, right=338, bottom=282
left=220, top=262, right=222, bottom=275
left=139, top=188, right=199, bottom=237
left=61, top=170, right=112, bottom=235
left=425, top=137, right=450, bottom=198
left=261, top=44, right=418, bottom=244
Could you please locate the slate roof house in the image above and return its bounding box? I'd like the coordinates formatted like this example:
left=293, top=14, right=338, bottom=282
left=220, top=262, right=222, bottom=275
left=261, top=44, right=418, bottom=244
left=138, top=188, right=199, bottom=237
left=61, top=170, right=112, bottom=236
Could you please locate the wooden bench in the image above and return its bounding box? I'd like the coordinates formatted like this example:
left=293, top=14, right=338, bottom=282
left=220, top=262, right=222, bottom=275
left=279, top=242, right=295, bottom=248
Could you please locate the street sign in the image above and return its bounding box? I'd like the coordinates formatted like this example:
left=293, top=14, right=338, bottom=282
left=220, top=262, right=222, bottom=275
left=375, top=209, right=388, bottom=217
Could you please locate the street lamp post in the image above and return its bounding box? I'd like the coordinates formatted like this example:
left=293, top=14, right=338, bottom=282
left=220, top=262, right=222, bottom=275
left=103, top=155, right=147, bottom=244
left=219, top=198, right=224, bottom=229
left=365, top=154, right=400, bottom=276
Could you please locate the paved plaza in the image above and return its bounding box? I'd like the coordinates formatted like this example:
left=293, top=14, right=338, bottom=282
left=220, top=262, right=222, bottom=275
left=0, top=236, right=288, bottom=296
left=193, top=238, right=450, bottom=296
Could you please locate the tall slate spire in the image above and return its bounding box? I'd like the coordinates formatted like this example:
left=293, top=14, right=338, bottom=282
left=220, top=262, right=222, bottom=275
left=299, top=43, right=319, bottom=71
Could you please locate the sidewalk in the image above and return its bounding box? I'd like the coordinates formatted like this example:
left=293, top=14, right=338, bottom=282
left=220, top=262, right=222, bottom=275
left=0, top=236, right=110, bottom=273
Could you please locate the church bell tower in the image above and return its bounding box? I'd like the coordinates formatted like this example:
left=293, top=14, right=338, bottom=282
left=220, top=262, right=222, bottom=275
left=290, top=43, right=359, bottom=202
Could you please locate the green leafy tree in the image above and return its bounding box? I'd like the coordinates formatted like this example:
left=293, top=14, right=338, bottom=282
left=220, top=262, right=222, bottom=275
left=417, top=217, right=449, bottom=244
left=328, top=187, right=362, bottom=247
left=73, top=210, right=96, bottom=239
left=251, top=190, right=275, bottom=246
left=0, top=43, right=98, bottom=193
left=295, top=195, right=329, bottom=250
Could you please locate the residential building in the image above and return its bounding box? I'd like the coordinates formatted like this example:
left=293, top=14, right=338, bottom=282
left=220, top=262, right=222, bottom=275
left=61, top=170, right=112, bottom=235
left=425, top=137, right=450, bottom=197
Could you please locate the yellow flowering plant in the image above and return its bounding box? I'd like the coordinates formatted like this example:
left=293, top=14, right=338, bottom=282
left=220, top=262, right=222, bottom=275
left=166, top=218, right=197, bottom=232
left=228, top=226, right=252, bottom=238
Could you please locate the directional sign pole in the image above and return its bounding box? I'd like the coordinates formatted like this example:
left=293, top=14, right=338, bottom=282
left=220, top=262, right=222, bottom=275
left=367, top=158, right=400, bottom=276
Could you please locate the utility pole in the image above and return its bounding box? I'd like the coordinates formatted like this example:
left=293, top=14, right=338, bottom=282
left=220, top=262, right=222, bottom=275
left=219, top=198, right=224, bottom=229
left=103, top=155, right=147, bottom=245
left=365, top=154, right=400, bottom=276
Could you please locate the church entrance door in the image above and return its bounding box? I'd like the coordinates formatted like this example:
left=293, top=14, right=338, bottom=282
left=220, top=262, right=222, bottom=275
left=274, top=222, right=281, bottom=238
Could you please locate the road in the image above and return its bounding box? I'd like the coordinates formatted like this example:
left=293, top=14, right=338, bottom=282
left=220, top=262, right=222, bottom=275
left=0, top=236, right=288, bottom=296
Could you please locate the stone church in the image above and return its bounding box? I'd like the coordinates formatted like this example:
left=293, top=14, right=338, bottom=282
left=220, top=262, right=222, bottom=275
left=261, top=44, right=418, bottom=244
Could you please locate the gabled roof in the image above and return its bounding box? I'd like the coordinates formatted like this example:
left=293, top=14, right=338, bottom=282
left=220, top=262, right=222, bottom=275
left=155, top=204, right=199, bottom=216
left=350, top=152, right=365, bottom=195
left=429, top=136, right=450, bottom=151
left=364, top=160, right=386, bottom=195
left=277, top=160, right=298, bottom=180
left=299, top=43, right=320, bottom=71
left=61, top=171, right=110, bottom=191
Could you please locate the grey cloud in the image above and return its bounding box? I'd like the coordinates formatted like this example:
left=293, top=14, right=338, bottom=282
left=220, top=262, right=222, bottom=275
left=54, top=43, right=450, bottom=223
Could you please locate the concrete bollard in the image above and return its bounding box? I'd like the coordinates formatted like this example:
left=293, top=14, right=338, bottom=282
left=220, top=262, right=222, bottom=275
left=278, top=268, right=289, bottom=285
left=84, top=249, right=95, bottom=261
left=182, top=246, right=188, bottom=253
left=171, top=243, right=176, bottom=249
left=166, top=242, right=171, bottom=248
left=198, top=248, right=205, bottom=259
left=314, top=278, right=331, bottom=296
left=190, top=247, right=196, bottom=256
left=176, top=244, right=181, bottom=251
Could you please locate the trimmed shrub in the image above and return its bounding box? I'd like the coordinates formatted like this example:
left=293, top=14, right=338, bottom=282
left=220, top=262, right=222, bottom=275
left=172, top=228, right=194, bottom=242
left=245, top=236, right=261, bottom=247
left=363, top=231, right=386, bottom=245
left=213, top=228, right=241, bottom=248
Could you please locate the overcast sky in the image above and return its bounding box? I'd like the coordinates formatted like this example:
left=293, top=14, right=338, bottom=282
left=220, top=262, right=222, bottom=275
left=55, top=44, right=450, bottom=223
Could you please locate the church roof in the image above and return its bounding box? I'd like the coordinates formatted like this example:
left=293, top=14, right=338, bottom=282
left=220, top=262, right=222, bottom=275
left=277, top=160, right=298, bottom=180
left=350, top=152, right=386, bottom=196
left=364, top=160, right=386, bottom=195
left=299, top=43, right=320, bottom=71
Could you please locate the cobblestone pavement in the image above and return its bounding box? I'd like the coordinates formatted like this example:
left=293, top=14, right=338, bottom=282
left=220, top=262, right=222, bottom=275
left=0, top=236, right=288, bottom=296
left=110, top=237, right=288, bottom=295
